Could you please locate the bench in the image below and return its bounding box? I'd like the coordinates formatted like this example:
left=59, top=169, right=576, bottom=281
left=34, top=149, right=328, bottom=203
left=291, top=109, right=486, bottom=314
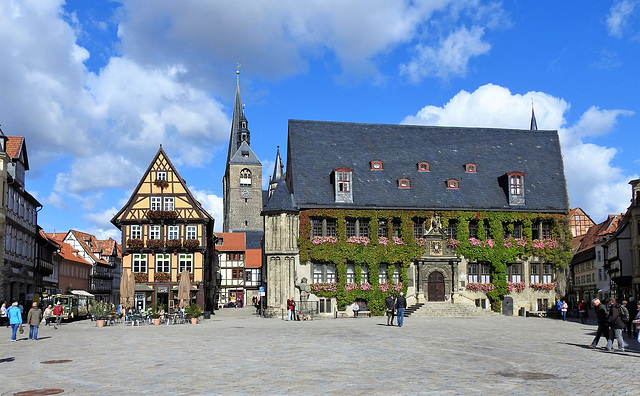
left=335, top=310, right=371, bottom=318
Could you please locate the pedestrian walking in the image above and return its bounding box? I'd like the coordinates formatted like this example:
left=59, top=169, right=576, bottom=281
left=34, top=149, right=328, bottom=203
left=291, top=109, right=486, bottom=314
left=26, top=302, right=43, bottom=340
left=385, top=294, right=396, bottom=326
left=577, top=300, right=588, bottom=324
left=625, top=297, right=637, bottom=338
left=395, top=292, right=407, bottom=327
left=0, top=302, right=7, bottom=327
left=53, top=301, right=64, bottom=329
left=286, top=298, right=294, bottom=321
left=7, top=302, right=22, bottom=341
left=589, top=298, right=609, bottom=349
left=605, top=297, right=626, bottom=352
left=43, top=305, right=53, bottom=326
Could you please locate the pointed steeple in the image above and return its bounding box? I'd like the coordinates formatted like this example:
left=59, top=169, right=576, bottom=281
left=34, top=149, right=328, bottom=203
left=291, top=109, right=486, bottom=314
left=226, top=69, right=251, bottom=164
left=272, top=146, right=284, bottom=182
left=530, top=103, right=538, bottom=131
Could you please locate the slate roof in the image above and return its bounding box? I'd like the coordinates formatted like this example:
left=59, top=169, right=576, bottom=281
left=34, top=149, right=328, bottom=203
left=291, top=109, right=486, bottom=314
left=283, top=120, right=569, bottom=213
left=244, top=230, right=263, bottom=250
left=263, top=179, right=296, bottom=214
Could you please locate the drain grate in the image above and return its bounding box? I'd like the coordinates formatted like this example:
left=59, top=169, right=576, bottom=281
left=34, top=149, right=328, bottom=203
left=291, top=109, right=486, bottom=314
left=40, top=360, right=72, bottom=365
left=13, top=389, right=64, bottom=396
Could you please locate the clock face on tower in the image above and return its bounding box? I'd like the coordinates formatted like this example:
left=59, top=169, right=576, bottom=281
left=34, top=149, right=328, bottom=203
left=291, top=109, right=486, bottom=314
left=240, top=187, right=251, bottom=198
left=430, top=240, right=443, bottom=256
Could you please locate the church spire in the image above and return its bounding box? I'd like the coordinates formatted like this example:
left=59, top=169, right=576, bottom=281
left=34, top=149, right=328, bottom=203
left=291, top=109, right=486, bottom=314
left=226, top=68, right=251, bottom=164
left=530, top=102, right=538, bottom=131
left=272, top=146, right=284, bottom=182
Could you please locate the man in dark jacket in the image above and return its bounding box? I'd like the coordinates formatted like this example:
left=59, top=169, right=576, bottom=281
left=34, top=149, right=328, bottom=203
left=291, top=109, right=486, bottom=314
left=605, top=297, right=626, bottom=352
left=385, top=295, right=396, bottom=326
left=625, top=297, right=637, bottom=337
left=589, top=298, right=609, bottom=349
left=395, top=292, right=407, bottom=327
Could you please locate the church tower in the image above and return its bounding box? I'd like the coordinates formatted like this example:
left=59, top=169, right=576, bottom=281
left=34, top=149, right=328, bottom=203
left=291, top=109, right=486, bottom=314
left=222, top=71, right=263, bottom=232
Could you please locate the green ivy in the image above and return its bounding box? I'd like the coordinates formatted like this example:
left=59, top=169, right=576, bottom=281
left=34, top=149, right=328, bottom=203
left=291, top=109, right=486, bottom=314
left=299, top=209, right=571, bottom=313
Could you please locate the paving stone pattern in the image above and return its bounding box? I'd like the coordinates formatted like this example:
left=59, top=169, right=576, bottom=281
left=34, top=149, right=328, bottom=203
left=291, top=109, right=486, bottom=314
left=1, top=309, right=638, bottom=395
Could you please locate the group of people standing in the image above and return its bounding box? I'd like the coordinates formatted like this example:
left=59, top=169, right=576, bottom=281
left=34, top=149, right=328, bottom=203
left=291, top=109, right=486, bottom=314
left=589, top=297, right=640, bottom=352
left=384, top=292, right=407, bottom=327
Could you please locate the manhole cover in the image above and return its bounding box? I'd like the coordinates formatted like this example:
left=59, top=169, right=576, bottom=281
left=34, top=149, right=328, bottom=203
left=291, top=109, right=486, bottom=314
left=40, top=360, right=72, bottom=364
left=13, top=389, right=64, bottom=396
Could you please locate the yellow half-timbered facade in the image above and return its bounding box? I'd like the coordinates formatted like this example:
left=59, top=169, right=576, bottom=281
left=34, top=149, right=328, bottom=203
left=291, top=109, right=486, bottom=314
left=111, top=146, right=217, bottom=312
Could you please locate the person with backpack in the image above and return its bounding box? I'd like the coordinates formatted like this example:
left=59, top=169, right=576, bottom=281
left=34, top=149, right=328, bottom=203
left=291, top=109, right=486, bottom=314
left=52, top=301, right=64, bottom=329
left=605, top=297, right=626, bottom=352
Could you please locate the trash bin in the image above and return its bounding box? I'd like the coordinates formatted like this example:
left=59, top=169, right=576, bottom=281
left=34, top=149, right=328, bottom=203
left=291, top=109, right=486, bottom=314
left=519, top=307, right=526, bottom=317
left=203, top=311, right=211, bottom=320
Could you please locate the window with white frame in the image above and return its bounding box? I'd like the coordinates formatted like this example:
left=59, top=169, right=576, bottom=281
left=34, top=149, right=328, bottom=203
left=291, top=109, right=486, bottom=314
left=240, top=168, right=252, bottom=186
left=186, top=226, right=197, bottom=240
left=164, top=197, right=174, bottom=211
left=156, top=171, right=167, bottom=180
left=149, top=225, right=160, bottom=240
left=337, top=170, right=350, bottom=192
left=468, top=263, right=478, bottom=283
left=168, top=226, right=179, bottom=240
left=178, top=254, right=193, bottom=272
left=378, top=264, right=387, bottom=283
left=530, top=263, right=540, bottom=283
left=507, top=263, right=522, bottom=282
left=392, top=265, right=400, bottom=283
left=131, top=225, right=142, bottom=239
left=132, top=254, right=148, bottom=273
left=156, top=254, right=170, bottom=273
left=346, top=264, right=355, bottom=283
left=361, top=266, right=369, bottom=283
left=312, top=263, right=337, bottom=283
left=542, top=264, right=553, bottom=283
left=480, top=263, right=491, bottom=283
left=151, top=196, right=162, bottom=211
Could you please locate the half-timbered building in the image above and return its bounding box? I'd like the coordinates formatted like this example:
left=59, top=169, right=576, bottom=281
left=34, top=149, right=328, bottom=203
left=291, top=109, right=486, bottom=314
left=111, top=147, right=217, bottom=311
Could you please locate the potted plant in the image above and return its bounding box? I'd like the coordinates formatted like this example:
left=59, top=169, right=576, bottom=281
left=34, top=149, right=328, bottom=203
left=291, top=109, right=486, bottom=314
left=150, top=303, right=166, bottom=325
left=185, top=303, right=202, bottom=324
left=93, top=302, right=112, bottom=327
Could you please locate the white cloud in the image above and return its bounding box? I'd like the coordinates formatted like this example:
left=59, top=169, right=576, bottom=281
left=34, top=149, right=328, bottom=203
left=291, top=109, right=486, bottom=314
left=84, top=206, right=121, bottom=240
left=402, top=83, right=636, bottom=222
left=400, top=26, right=491, bottom=82
left=190, top=187, right=223, bottom=232
left=606, top=0, right=639, bottom=37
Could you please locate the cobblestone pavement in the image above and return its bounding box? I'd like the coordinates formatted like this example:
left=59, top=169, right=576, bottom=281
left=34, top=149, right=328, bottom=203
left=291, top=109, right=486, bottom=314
left=1, top=308, right=638, bottom=395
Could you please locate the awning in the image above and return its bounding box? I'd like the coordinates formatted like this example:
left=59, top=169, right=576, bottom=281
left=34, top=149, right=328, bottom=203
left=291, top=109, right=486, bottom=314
left=71, top=290, right=95, bottom=297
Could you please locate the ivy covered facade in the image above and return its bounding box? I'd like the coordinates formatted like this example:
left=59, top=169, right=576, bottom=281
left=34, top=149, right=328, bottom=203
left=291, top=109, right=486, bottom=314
left=262, top=120, right=571, bottom=316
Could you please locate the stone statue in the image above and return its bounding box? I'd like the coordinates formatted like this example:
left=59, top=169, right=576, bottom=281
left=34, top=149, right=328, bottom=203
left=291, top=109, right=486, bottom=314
left=295, top=277, right=311, bottom=302
left=425, top=213, right=444, bottom=236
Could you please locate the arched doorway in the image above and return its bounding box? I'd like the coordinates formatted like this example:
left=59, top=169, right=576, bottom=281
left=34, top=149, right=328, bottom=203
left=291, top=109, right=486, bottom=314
left=428, top=271, right=445, bottom=301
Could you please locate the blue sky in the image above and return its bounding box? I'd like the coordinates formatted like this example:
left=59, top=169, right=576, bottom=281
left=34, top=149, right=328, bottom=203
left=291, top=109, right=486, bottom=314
left=1, top=0, right=638, bottom=239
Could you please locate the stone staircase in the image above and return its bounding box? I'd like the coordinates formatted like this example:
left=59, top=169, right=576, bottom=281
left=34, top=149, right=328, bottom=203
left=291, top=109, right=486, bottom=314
left=404, top=302, right=497, bottom=318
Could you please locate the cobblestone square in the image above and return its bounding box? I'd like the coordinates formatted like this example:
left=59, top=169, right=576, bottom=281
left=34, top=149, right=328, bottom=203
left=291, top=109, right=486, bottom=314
left=1, top=308, right=638, bottom=395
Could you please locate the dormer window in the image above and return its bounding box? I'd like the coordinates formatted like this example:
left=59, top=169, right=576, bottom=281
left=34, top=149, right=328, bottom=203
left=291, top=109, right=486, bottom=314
left=417, top=162, right=430, bottom=172
left=371, top=160, right=383, bottom=170
left=503, top=171, right=525, bottom=205
left=334, top=167, right=354, bottom=203
left=241, top=151, right=249, bottom=158
left=446, top=179, right=459, bottom=189
left=465, top=163, right=477, bottom=173
left=398, top=178, right=411, bottom=189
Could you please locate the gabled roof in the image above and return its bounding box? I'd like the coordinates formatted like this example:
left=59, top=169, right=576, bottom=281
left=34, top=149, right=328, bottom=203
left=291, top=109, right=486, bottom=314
left=571, top=215, right=621, bottom=264
left=45, top=233, right=93, bottom=267
left=111, top=146, right=214, bottom=226
left=216, top=232, right=245, bottom=251
left=64, top=230, right=111, bottom=266
left=229, top=141, right=261, bottom=166
left=283, top=120, right=569, bottom=213
left=6, top=136, right=29, bottom=170
left=263, top=179, right=296, bottom=214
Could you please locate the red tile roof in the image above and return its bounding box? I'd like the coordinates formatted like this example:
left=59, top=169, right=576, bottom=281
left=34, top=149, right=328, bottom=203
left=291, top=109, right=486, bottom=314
left=216, top=232, right=245, bottom=251
left=5, top=136, right=23, bottom=159
left=44, top=233, right=92, bottom=267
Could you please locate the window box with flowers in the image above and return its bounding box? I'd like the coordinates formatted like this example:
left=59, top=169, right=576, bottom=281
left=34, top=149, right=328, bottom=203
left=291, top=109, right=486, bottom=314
left=507, top=281, right=526, bottom=293
left=153, top=179, right=169, bottom=190
left=147, top=210, right=179, bottom=221
left=134, top=272, right=148, bottom=283
left=146, top=239, right=164, bottom=248
left=529, top=282, right=556, bottom=291
left=465, top=282, right=495, bottom=293
left=166, top=239, right=182, bottom=248
left=183, top=239, right=200, bottom=248
left=154, top=272, right=171, bottom=283
left=127, top=239, right=144, bottom=249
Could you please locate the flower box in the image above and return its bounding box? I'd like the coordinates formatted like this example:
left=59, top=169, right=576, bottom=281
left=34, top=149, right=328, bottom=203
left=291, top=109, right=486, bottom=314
left=183, top=239, right=200, bottom=248
left=166, top=239, right=182, bottom=248
left=146, top=239, right=164, bottom=248
left=127, top=239, right=144, bottom=249
left=154, top=272, right=171, bottom=283
left=147, top=210, right=179, bottom=220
